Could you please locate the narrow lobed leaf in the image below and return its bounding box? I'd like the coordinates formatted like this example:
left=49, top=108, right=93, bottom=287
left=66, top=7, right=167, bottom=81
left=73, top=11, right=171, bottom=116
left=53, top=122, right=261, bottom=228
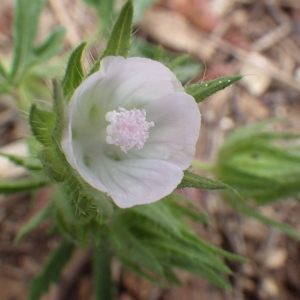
left=89, top=0, right=133, bottom=75
left=11, top=0, right=47, bottom=83
left=28, top=240, right=75, bottom=300
left=15, top=203, right=51, bottom=243
left=111, top=217, right=163, bottom=275
left=0, top=177, right=49, bottom=195
left=101, top=0, right=133, bottom=58
left=0, top=152, right=43, bottom=171
left=185, top=75, right=242, bottom=103
left=33, top=26, right=66, bottom=61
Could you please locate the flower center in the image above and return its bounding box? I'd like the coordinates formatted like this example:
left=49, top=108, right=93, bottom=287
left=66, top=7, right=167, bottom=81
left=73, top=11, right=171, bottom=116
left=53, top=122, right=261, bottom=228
left=105, top=107, right=154, bottom=153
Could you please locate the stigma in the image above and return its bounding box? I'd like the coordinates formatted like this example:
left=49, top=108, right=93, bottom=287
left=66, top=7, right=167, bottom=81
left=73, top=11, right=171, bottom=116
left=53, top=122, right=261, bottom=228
left=105, top=107, right=154, bottom=152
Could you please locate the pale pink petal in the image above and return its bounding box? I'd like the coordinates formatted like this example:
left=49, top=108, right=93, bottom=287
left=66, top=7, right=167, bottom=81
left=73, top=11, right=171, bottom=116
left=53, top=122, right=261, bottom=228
left=90, top=57, right=184, bottom=113
left=127, top=92, right=200, bottom=169
left=89, top=157, right=184, bottom=208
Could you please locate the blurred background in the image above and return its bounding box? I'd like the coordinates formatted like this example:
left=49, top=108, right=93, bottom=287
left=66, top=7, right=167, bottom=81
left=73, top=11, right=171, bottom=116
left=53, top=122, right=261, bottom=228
left=0, top=0, right=300, bottom=299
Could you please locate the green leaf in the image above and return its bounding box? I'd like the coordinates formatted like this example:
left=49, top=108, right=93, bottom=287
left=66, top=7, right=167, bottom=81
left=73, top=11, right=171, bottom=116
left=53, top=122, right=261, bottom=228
left=170, top=255, right=232, bottom=290
left=89, top=0, right=133, bottom=74
left=11, top=0, right=47, bottom=83
left=185, top=75, right=242, bottom=103
left=62, top=42, right=87, bottom=99
left=28, top=240, right=75, bottom=300
left=166, top=195, right=209, bottom=225
left=0, top=177, right=49, bottom=195
left=29, top=105, right=56, bottom=146
left=33, top=26, right=66, bottom=61
left=145, top=239, right=232, bottom=275
left=0, top=152, right=43, bottom=171
left=118, top=257, right=167, bottom=287
left=177, top=171, right=228, bottom=190
left=15, top=203, right=51, bottom=243
left=132, top=202, right=182, bottom=237
left=101, top=0, right=133, bottom=58
left=110, top=217, right=163, bottom=275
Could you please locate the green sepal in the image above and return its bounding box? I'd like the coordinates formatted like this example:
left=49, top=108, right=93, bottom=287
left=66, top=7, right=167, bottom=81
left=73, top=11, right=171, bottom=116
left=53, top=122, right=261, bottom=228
left=0, top=152, right=43, bottom=171
left=177, top=170, right=228, bottom=190
left=52, top=183, right=113, bottom=247
left=39, top=147, right=66, bottom=182
left=15, top=203, right=51, bottom=243
left=185, top=75, right=242, bottom=103
left=29, top=104, right=56, bottom=146
left=0, top=177, right=49, bottom=195
left=52, top=79, right=65, bottom=143
left=33, top=26, right=66, bottom=61
left=28, top=240, right=75, bottom=300
left=89, top=0, right=133, bottom=75
left=62, top=42, right=87, bottom=99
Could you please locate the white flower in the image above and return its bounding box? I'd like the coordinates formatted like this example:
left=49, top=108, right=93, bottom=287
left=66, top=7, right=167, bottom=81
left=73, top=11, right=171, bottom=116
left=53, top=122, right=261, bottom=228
left=62, top=56, right=201, bottom=208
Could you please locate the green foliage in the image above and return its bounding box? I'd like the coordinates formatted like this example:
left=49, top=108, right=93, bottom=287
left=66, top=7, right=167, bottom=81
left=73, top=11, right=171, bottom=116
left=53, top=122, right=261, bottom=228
left=10, top=0, right=64, bottom=85
left=0, top=177, right=49, bottom=195
left=93, top=238, right=114, bottom=300
left=185, top=75, right=242, bottom=103
left=33, top=27, right=66, bottom=62
left=101, top=0, right=133, bottom=57
left=15, top=203, right=51, bottom=243
left=131, top=39, right=202, bottom=84
left=178, top=170, right=228, bottom=190
left=62, top=42, right=87, bottom=99
left=89, top=0, right=133, bottom=75
left=0, top=152, right=43, bottom=171
left=52, top=184, right=113, bottom=248
left=29, top=105, right=56, bottom=147
left=11, top=0, right=46, bottom=83
left=28, top=240, right=75, bottom=300
left=215, top=121, right=300, bottom=204
left=109, top=195, right=245, bottom=289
